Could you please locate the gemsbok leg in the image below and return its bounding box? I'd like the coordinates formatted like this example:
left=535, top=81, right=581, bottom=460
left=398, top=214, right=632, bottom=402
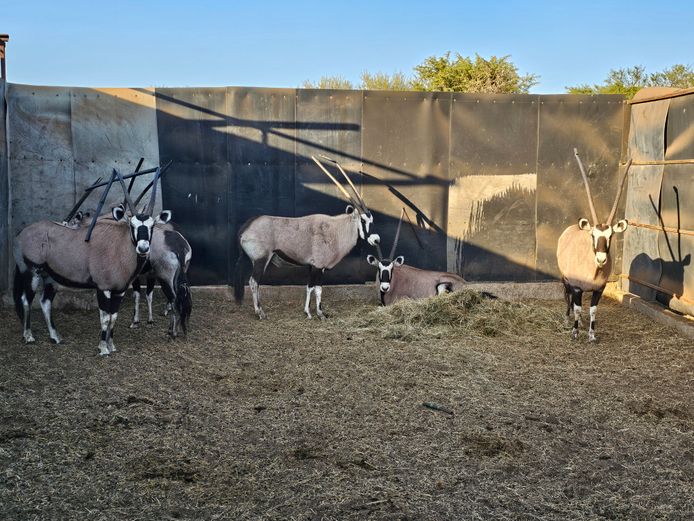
left=571, top=287, right=583, bottom=340
left=39, top=275, right=61, bottom=344
left=130, top=278, right=142, bottom=328
left=14, top=267, right=38, bottom=343
left=563, top=281, right=572, bottom=328
left=97, top=290, right=124, bottom=356
left=588, top=289, right=603, bottom=342
left=306, top=267, right=326, bottom=320
left=249, top=257, right=268, bottom=319
left=145, top=275, right=155, bottom=324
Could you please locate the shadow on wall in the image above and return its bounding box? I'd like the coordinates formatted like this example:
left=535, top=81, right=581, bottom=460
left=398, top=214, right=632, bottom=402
left=8, top=86, right=613, bottom=287
left=629, top=188, right=691, bottom=304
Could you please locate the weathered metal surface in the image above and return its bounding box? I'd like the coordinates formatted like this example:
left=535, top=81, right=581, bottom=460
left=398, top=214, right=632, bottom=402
left=628, top=98, right=669, bottom=162
left=71, top=87, right=160, bottom=214
left=0, top=80, right=8, bottom=290
left=448, top=94, right=539, bottom=280
left=535, top=95, right=626, bottom=279
left=622, top=165, right=664, bottom=302
left=665, top=95, right=694, bottom=161
left=156, top=88, right=231, bottom=284
left=362, top=91, right=450, bottom=272
left=6, top=85, right=75, bottom=236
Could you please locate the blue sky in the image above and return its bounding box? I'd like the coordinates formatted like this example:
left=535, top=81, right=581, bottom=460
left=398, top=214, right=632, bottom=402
left=2, top=0, right=693, bottom=93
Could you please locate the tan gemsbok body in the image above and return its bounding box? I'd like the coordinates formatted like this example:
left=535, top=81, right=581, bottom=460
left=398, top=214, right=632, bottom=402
left=13, top=170, right=170, bottom=355
left=233, top=156, right=379, bottom=319
left=556, top=149, right=632, bottom=341
left=367, top=211, right=474, bottom=305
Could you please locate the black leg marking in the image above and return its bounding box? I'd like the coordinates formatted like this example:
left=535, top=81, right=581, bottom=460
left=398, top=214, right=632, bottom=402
left=571, top=288, right=583, bottom=340
left=588, top=289, right=604, bottom=342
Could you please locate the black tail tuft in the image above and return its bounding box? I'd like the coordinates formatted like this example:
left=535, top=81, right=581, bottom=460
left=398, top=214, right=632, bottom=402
left=175, top=271, right=192, bottom=335
left=233, top=247, right=252, bottom=304
left=13, top=265, right=25, bottom=323
left=480, top=291, right=498, bottom=300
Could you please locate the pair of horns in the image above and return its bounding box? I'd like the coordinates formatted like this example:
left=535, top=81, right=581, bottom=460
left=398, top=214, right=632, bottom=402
left=311, top=155, right=368, bottom=214
left=374, top=208, right=405, bottom=260
left=573, top=148, right=632, bottom=226
left=114, top=166, right=161, bottom=216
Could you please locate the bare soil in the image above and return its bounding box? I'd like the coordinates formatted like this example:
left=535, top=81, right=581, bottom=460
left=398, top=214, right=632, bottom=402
left=1, top=292, right=693, bottom=520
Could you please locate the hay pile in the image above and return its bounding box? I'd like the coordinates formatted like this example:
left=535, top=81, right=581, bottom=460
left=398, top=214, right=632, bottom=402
left=355, top=290, right=563, bottom=340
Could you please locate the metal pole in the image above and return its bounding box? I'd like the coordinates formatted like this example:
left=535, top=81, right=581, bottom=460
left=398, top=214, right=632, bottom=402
left=0, top=35, right=8, bottom=80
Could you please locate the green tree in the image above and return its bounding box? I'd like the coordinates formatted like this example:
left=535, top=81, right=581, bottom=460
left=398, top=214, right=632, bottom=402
left=566, top=64, right=694, bottom=98
left=359, top=71, right=413, bottom=90
left=302, top=75, right=354, bottom=89
left=411, top=52, right=538, bottom=94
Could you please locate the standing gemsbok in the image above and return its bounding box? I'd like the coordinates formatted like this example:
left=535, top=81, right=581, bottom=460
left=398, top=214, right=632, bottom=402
left=556, top=149, right=632, bottom=342
left=13, top=168, right=170, bottom=355
left=367, top=210, right=483, bottom=305
left=233, top=156, right=379, bottom=319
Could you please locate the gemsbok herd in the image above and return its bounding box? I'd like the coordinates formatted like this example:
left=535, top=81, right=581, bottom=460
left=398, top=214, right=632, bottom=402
left=11, top=151, right=632, bottom=354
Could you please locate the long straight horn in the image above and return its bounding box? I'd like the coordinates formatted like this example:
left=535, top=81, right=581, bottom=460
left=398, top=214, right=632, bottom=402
left=389, top=208, right=405, bottom=259
left=320, top=155, right=368, bottom=212
left=606, top=159, right=632, bottom=225
left=311, top=155, right=360, bottom=206
left=147, top=167, right=161, bottom=215
left=114, top=169, right=138, bottom=215
left=573, top=148, right=599, bottom=225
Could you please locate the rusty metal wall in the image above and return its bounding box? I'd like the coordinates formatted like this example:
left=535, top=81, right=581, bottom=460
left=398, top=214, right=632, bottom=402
left=623, top=93, right=694, bottom=316
left=3, top=84, right=632, bottom=289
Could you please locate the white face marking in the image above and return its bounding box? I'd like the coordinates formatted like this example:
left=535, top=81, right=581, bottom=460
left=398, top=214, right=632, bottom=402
left=104, top=290, right=111, bottom=299
left=378, top=262, right=394, bottom=293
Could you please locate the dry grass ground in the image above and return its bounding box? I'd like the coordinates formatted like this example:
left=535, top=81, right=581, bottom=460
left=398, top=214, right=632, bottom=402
left=0, top=290, right=693, bottom=520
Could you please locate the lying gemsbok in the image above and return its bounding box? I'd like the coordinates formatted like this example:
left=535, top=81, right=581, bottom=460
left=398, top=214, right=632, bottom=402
left=234, top=156, right=379, bottom=319
left=13, top=169, right=170, bottom=355
left=556, top=149, right=632, bottom=341
left=366, top=210, right=474, bottom=305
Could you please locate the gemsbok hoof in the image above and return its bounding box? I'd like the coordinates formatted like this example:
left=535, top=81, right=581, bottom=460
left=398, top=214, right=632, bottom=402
left=588, top=332, right=597, bottom=342
left=147, top=320, right=154, bottom=325
left=23, top=332, right=36, bottom=344
left=50, top=336, right=62, bottom=345
left=98, top=342, right=110, bottom=356
left=129, top=321, right=140, bottom=329
left=571, top=328, right=579, bottom=340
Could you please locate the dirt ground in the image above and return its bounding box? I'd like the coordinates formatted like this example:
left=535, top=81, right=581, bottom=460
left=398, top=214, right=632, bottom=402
left=1, top=290, right=693, bottom=520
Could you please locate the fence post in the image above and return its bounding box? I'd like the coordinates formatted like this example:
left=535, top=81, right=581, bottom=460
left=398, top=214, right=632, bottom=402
left=0, top=34, right=8, bottom=79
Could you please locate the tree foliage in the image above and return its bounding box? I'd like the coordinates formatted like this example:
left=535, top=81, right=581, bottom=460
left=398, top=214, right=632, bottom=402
left=301, top=53, right=537, bottom=93
left=360, top=71, right=412, bottom=91
left=302, top=76, right=354, bottom=90
left=411, top=53, right=538, bottom=93
left=566, top=64, right=694, bottom=98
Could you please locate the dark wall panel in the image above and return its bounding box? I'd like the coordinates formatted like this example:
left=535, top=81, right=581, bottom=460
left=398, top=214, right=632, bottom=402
left=0, top=81, right=7, bottom=290
left=449, top=94, right=538, bottom=280
left=156, top=88, right=231, bottom=284
left=536, top=95, right=625, bottom=278
left=362, top=91, right=450, bottom=273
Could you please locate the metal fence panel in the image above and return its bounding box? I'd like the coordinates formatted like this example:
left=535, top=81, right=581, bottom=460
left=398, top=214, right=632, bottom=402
left=449, top=94, right=538, bottom=280
left=156, top=88, right=231, bottom=284
left=71, top=87, right=160, bottom=213
left=536, top=95, right=625, bottom=278
left=665, top=95, right=694, bottom=161
left=362, top=91, right=450, bottom=272
left=0, top=80, right=7, bottom=290
left=6, top=85, right=75, bottom=235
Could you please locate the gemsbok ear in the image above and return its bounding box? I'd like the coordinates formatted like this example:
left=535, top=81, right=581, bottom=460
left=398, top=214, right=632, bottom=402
left=112, top=206, right=126, bottom=221
left=394, top=256, right=405, bottom=266
left=74, top=211, right=83, bottom=221
left=366, top=254, right=378, bottom=266
left=156, top=210, right=172, bottom=224
left=578, top=218, right=591, bottom=230
left=345, top=205, right=355, bottom=214
left=612, top=219, right=628, bottom=233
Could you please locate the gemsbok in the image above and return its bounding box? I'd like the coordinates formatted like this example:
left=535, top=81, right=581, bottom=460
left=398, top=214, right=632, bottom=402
left=367, top=210, right=478, bottom=305
left=129, top=222, right=193, bottom=337
left=13, top=169, right=170, bottom=355
left=556, top=149, right=632, bottom=341
left=233, top=156, right=379, bottom=319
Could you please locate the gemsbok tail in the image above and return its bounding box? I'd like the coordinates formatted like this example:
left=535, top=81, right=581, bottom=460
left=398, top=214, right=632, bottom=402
left=175, top=269, right=192, bottom=335
left=13, top=265, right=25, bottom=323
